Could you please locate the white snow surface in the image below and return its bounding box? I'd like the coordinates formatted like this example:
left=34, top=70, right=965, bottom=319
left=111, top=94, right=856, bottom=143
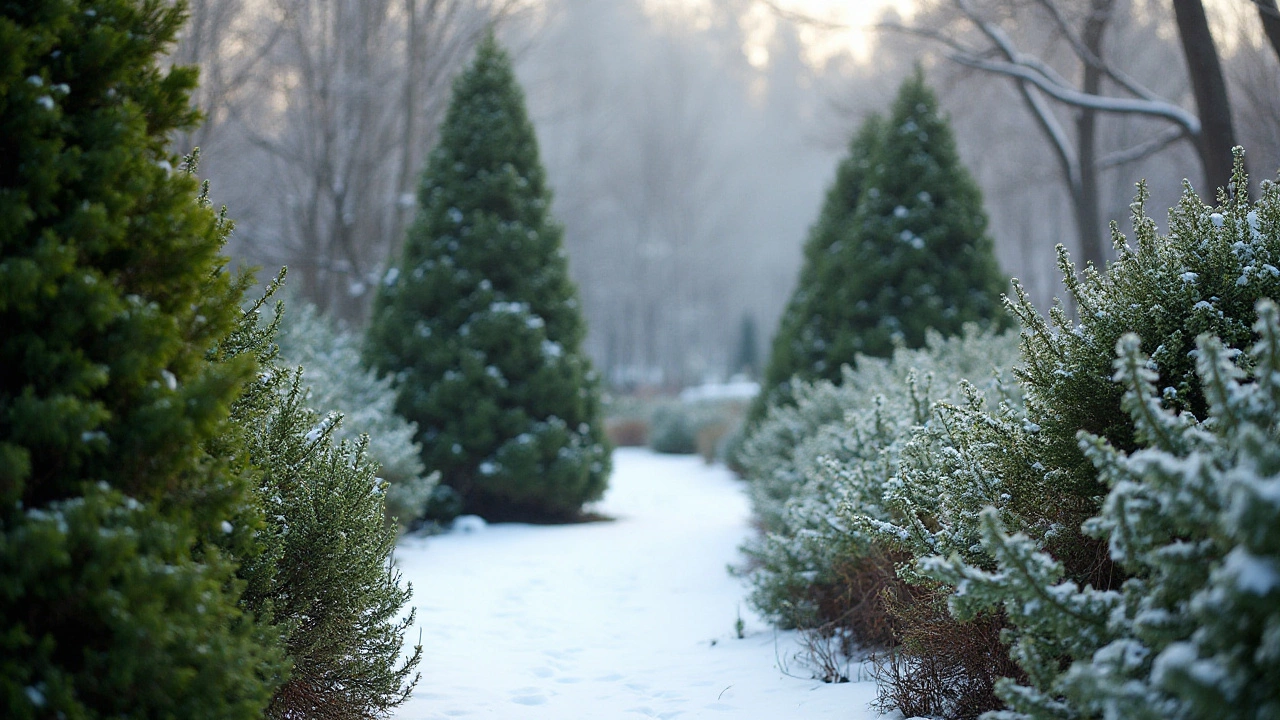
left=393, top=448, right=882, bottom=719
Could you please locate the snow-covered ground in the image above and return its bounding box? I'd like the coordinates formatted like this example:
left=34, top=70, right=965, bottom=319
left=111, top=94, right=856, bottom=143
left=393, top=448, right=883, bottom=720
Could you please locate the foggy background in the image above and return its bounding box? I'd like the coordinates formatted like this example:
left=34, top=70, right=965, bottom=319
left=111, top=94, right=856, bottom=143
left=175, top=0, right=1280, bottom=390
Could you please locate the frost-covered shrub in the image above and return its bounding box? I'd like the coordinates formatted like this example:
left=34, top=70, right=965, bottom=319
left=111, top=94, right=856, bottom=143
left=917, top=154, right=1280, bottom=719
left=224, top=289, right=421, bottom=720
left=751, top=68, right=1007, bottom=425
left=738, top=326, right=1020, bottom=633
left=649, top=404, right=699, bottom=455
left=929, top=304, right=1280, bottom=720
left=275, top=302, right=437, bottom=527
left=365, top=33, right=609, bottom=521
left=648, top=398, right=747, bottom=460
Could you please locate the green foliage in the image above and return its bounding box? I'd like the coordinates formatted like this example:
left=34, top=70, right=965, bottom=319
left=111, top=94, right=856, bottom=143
left=649, top=404, right=699, bottom=455
left=0, top=485, right=276, bottom=720
left=226, top=291, right=421, bottom=720
left=732, top=314, right=760, bottom=378
left=0, top=2, right=281, bottom=716
left=365, top=32, right=610, bottom=521
left=913, top=155, right=1280, bottom=719
left=753, top=69, right=1006, bottom=424
left=276, top=302, right=438, bottom=528
left=737, top=326, right=1020, bottom=631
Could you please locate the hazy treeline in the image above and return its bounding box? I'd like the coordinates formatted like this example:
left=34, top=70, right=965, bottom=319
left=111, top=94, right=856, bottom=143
left=177, top=0, right=1280, bottom=389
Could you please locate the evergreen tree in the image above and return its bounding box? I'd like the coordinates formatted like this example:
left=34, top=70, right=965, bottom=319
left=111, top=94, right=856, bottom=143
left=732, top=313, right=760, bottom=378
left=752, top=69, right=1006, bottom=424
left=365, top=32, right=610, bottom=521
left=0, top=2, right=281, bottom=716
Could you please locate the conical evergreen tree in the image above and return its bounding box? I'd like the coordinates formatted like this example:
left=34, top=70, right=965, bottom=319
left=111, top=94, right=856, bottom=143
left=365, top=32, right=610, bottom=521
left=752, top=70, right=1007, bottom=423
left=732, top=314, right=760, bottom=379
left=0, top=2, right=281, bottom=717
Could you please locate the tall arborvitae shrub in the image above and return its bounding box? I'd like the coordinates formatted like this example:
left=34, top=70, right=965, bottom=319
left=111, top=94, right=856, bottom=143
left=915, top=153, right=1280, bottom=719
left=221, top=290, right=421, bottom=720
left=752, top=69, right=1006, bottom=424
left=0, top=2, right=281, bottom=716
left=365, top=33, right=609, bottom=521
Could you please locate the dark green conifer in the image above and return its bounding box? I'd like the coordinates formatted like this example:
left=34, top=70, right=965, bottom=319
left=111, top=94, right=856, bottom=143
left=0, top=2, right=280, bottom=716
left=732, top=314, right=760, bottom=378
left=752, top=70, right=1006, bottom=423
left=365, top=33, right=610, bottom=521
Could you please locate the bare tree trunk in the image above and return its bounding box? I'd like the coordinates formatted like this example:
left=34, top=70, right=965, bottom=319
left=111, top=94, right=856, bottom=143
left=393, top=0, right=421, bottom=260
left=1171, top=0, right=1237, bottom=194
left=1074, top=0, right=1108, bottom=268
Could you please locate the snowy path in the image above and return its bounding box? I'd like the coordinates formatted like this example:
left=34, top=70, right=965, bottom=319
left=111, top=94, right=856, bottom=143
left=393, top=448, right=882, bottom=720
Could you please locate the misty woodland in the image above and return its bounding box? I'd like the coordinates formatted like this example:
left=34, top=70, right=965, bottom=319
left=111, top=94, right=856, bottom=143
left=3, top=1, right=1280, bottom=720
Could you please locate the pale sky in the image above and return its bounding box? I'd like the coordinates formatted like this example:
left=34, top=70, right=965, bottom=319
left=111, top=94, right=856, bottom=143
left=640, top=0, right=917, bottom=66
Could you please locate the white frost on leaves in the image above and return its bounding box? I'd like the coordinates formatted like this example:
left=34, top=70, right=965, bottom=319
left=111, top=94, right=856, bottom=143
left=894, top=205, right=909, bottom=219
left=221, top=520, right=234, bottom=534
left=490, top=301, right=530, bottom=315
left=24, top=686, right=45, bottom=708
left=348, top=281, right=367, bottom=297
left=898, top=230, right=924, bottom=249
left=36, top=95, right=54, bottom=110
left=81, top=430, right=108, bottom=443
left=1222, top=546, right=1280, bottom=595
left=479, top=461, right=498, bottom=475
left=1180, top=271, right=1198, bottom=283
left=541, top=340, right=562, bottom=359
left=161, top=369, right=178, bottom=391
left=447, top=207, right=464, bottom=223
left=526, top=315, right=545, bottom=330
left=1210, top=213, right=1225, bottom=228
left=383, top=267, right=399, bottom=286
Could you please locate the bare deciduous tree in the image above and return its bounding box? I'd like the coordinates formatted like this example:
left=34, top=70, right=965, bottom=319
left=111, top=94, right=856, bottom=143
left=174, top=0, right=509, bottom=322
left=884, top=0, right=1219, bottom=267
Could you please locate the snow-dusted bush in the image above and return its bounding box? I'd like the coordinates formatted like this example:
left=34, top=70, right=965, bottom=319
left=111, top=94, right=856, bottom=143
left=648, top=398, right=749, bottom=461
left=738, top=326, right=1020, bottom=633
left=929, top=304, right=1280, bottom=720
left=914, top=154, right=1280, bottom=719
left=275, top=302, right=437, bottom=527
left=649, top=404, right=699, bottom=455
